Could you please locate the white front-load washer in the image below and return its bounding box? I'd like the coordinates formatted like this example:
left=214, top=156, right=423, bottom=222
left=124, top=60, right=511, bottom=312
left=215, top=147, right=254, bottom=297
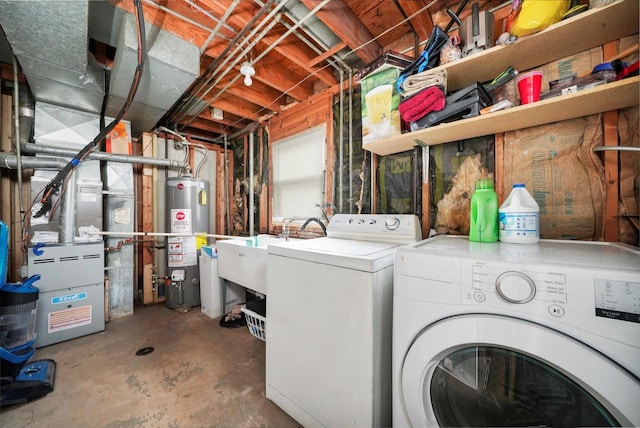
left=393, top=235, right=640, bottom=427
left=266, top=214, right=421, bottom=428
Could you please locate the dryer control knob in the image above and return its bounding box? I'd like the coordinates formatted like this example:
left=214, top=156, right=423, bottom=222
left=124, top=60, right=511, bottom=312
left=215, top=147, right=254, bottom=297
left=495, top=271, right=536, bottom=304
left=385, top=217, right=400, bottom=230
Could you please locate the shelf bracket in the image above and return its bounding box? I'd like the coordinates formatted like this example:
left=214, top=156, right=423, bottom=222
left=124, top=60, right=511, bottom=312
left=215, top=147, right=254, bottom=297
left=414, top=138, right=428, bottom=147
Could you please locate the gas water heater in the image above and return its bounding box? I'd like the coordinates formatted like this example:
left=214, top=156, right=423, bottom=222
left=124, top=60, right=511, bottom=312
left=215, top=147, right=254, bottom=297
left=166, top=176, right=209, bottom=309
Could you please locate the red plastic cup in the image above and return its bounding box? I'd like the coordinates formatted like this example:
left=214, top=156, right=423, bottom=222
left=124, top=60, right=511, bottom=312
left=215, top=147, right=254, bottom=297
left=516, top=71, right=543, bottom=104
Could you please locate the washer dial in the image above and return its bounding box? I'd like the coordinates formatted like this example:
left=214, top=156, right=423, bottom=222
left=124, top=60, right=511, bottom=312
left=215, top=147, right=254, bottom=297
left=385, top=217, right=400, bottom=230
left=495, top=271, right=536, bottom=303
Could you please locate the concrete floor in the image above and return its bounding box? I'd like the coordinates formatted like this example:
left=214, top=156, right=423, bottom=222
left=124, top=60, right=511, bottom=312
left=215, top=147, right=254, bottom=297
left=0, top=304, right=300, bottom=428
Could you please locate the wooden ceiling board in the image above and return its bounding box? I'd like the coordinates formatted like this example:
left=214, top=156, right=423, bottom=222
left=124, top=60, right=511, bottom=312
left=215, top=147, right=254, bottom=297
left=110, top=0, right=514, bottom=141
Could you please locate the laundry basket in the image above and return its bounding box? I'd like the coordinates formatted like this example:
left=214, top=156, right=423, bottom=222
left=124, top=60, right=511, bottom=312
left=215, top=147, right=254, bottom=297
left=241, top=306, right=266, bottom=341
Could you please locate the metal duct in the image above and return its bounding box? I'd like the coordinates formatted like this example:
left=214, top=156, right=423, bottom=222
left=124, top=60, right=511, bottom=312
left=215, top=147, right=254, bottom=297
left=21, top=143, right=186, bottom=169
left=105, top=13, right=200, bottom=136
left=0, top=153, right=67, bottom=170
left=0, top=2, right=199, bottom=138
left=284, top=0, right=363, bottom=68
left=0, top=1, right=105, bottom=114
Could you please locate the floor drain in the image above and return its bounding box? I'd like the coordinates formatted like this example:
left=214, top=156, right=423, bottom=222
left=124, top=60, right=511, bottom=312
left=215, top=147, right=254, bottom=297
left=136, top=346, right=155, bottom=356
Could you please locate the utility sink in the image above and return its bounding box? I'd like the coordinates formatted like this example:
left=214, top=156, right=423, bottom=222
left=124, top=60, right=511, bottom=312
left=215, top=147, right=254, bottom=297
left=216, top=234, right=295, bottom=295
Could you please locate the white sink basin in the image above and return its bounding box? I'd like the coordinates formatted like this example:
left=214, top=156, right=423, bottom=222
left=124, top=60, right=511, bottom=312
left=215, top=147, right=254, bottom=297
left=216, top=234, right=294, bottom=295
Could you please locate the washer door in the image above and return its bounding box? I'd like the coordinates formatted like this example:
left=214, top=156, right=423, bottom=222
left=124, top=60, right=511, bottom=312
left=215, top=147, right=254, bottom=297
left=401, top=314, right=640, bottom=427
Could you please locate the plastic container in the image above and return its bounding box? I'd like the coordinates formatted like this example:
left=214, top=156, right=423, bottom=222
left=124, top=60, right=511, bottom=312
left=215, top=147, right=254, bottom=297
left=499, top=184, right=540, bottom=244
left=469, top=179, right=499, bottom=243
left=241, top=306, right=266, bottom=341
left=516, top=71, right=543, bottom=104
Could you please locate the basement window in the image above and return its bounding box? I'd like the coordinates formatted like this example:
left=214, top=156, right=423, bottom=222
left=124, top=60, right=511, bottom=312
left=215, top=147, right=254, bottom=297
left=272, top=124, right=326, bottom=219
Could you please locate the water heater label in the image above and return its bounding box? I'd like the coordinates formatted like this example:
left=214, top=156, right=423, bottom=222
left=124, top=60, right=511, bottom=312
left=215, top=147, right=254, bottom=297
left=171, top=209, right=192, bottom=233
left=168, top=236, right=197, bottom=267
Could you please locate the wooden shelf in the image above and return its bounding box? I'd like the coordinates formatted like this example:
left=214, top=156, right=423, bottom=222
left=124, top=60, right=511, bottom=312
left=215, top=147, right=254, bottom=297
left=363, top=0, right=640, bottom=156
left=365, top=77, right=639, bottom=156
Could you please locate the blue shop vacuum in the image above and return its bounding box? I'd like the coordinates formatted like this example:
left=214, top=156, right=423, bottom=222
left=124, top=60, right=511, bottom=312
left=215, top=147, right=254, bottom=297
left=0, top=220, right=55, bottom=407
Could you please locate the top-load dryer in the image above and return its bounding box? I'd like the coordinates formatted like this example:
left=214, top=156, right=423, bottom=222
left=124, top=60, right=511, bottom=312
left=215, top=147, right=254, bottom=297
left=393, top=235, right=640, bottom=427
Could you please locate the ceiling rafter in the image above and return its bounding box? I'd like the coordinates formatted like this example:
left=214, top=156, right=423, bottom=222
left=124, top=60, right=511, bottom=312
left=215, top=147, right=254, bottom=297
left=109, top=0, right=459, bottom=141
left=300, top=0, right=382, bottom=65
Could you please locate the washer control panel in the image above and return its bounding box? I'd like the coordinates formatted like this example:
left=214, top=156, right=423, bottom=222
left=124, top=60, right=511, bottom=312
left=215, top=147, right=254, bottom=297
left=468, top=262, right=567, bottom=316
left=327, top=214, right=421, bottom=243
left=594, top=279, right=640, bottom=323
left=495, top=271, right=536, bottom=303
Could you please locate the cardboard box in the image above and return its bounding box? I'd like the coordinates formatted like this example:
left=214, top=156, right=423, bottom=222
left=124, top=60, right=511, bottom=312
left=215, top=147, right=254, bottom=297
left=360, top=67, right=402, bottom=144
left=106, top=119, right=132, bottom=154
left=503, top=114, right=605, bottom=241
left=537, top=47, right=603, bottom=94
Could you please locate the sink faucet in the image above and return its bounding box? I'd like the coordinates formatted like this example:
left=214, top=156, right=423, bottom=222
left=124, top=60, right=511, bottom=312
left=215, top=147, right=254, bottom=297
left=280, top=218, right=292, bottom=241
left=301, top=217, right=327, bottom=236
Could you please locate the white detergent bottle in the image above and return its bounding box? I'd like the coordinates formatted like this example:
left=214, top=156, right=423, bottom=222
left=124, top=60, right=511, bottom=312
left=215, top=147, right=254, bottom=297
left=498, top=183, right=540, bottom=244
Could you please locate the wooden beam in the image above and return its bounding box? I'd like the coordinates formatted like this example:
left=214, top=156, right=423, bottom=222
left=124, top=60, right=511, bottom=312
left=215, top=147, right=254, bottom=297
left=603, top=110, right=619, bottom=242
left=308, top=42, right=347, bottom=67
left=141, top=133, right=154, bottom=304
left=0, top=63, right=28, bottom=85
left=252, top=56, right=316, bottom=101
left=602, top=41, right=620, bottom=242
left=1, top=94, right=16, bottom=281
left=215, top=145, right=224, bottom=236
left=187, top=116, right=245, bottom=134
left=395, top=0, right=434, bottom=42
left=1, top=94, right=11, bottom=152
left=222, top=80, right=284, bottom=112
left=200, top=113, right=247, bottom=130
left=258, top=129, right=268, bottom=234
left=209, top=98, right=261, bottom=122
left=300, top=0, right=381, bottom=65
left=495, top=132, right=505, bottom=202
left=269, top=90, right=334, bottom=141
left=241, top=35, right=338, bottom=87
left=143, top=264, right=154, bottom=305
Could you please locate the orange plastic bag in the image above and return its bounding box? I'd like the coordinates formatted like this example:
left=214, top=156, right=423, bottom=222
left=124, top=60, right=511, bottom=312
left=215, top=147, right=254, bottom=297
left=506, top=0, right=570, bottom=37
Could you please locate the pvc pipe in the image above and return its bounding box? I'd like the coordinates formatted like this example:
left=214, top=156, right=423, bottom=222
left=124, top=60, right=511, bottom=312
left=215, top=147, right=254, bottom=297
left=593, top=146, right=640, bottom=152
left=94, top=230, right=241, bottom=240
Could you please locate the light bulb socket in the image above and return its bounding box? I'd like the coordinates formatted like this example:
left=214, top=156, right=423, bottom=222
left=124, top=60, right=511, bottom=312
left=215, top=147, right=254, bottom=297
left=240, top=62, right=255, bottom=77
left=240, top=61, right=255, bottom=87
